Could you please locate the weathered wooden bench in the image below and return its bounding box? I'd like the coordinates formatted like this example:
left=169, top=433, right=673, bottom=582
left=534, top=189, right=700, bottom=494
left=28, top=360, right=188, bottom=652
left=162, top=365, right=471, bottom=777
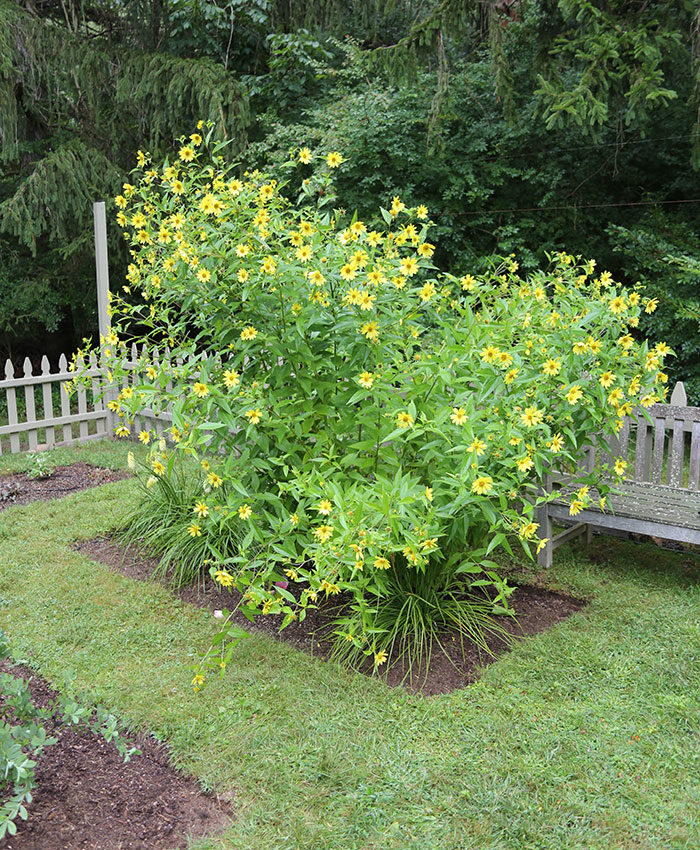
left=535, top=381, right=700, bottom=567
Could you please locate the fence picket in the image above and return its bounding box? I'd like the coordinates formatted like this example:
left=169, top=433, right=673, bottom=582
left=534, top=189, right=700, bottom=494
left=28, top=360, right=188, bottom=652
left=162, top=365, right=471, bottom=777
left=58, top=354, right=73, bottom=443
left=162, top=348, right=174, bottom=436
left=89, top=352, right=105, bottom=436
left=76, top=370, right=89, bottom=441
left=23, top=358, right=38, bottom=451
left=41, top=356, right=56, bottom=448
left=130, top=343, right=141, bottom=435
left=151, top=347, right=163, bottom=435
left=5, top=360, right=20, bottom=453
left=140, top=344, right=153, bottom=434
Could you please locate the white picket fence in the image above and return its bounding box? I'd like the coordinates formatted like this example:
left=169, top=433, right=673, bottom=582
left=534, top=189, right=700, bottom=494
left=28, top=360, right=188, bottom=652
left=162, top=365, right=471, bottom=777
left=0, top=344, right=180, bottom=455
left=0, top=353, right=108, bottom=455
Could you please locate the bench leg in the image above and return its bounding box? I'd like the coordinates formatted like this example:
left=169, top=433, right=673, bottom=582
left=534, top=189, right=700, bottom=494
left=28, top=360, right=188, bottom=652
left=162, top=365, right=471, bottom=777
left=535, top=504, right=553, bottom=569
left=585, top=523, right=593, bottom=545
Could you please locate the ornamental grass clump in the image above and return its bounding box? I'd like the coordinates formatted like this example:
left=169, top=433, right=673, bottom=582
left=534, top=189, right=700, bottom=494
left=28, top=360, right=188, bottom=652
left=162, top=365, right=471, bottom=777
left=120, top=448, right=244, bottom=587
left=78, top=126, right=669, bottom=680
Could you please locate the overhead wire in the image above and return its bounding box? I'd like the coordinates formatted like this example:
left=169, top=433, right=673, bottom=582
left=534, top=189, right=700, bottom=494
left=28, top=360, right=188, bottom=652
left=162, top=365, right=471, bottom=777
left=458, top=197, right=700, bottom=218
left=485, top=132, right=694, bottom=158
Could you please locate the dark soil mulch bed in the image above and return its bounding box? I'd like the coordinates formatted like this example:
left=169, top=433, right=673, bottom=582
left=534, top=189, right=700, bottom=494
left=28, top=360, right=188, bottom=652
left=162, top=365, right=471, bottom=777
left=0, top=464, right=129, bottom=512
left=76, top=536, right=587, bottom=696
left=0, top=661, right=232, bottom=850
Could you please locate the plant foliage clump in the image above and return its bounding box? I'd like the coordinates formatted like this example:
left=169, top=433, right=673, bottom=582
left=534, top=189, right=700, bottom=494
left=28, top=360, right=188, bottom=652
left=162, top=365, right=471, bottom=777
left=83, top=131, right=669, bottom=678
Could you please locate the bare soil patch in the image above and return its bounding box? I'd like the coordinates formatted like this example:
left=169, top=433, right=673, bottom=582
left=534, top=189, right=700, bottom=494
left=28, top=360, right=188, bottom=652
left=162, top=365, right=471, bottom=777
left=76, top=536, right=586, bottom=696
left=0, top=661, right=232, bottom=850
left=0, top=464, right=129, bottom=512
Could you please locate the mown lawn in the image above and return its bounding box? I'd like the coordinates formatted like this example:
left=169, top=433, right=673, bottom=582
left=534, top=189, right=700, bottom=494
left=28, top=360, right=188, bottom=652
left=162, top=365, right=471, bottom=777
left=0, top=440, right=698, bottom=849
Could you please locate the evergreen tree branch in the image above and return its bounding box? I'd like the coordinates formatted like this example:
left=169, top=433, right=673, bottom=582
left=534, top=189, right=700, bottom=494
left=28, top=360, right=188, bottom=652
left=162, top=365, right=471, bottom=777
left=0, top=139, right=120, bottom=255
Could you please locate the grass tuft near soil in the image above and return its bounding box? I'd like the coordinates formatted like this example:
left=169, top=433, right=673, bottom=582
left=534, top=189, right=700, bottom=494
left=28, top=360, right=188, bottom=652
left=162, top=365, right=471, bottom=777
left=0, top=440, right=699, bottom=850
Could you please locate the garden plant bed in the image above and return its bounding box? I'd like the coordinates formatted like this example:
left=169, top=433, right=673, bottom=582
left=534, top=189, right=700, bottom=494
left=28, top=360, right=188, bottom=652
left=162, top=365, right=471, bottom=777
left=76, top=536, right=586, bottom=696
left=0, top=661, right=232, bottom=850
left=0, top=463, right=129, bottom=512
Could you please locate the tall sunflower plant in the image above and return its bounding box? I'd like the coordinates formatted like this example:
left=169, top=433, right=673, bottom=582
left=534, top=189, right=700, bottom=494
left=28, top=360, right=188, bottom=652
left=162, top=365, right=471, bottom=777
left=73, top=127, right=669, bottom=680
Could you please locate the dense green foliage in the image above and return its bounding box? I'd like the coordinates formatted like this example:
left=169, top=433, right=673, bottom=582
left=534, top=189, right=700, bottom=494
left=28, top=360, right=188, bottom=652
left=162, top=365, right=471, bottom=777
left=2, top=0, right=700, bottom=395
left=0, top=0, right=248, bottom=357
left=610, top=214, right=700, bottom=399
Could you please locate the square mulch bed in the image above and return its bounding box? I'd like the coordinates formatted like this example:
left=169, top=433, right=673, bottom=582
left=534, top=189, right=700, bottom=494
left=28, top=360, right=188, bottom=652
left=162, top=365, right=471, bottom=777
left=76, top=536, right=587, bottom=697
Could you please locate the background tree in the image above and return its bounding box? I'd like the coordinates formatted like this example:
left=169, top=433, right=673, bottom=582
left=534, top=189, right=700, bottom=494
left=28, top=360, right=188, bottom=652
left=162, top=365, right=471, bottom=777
left=0, top=0, right=248, bottom=360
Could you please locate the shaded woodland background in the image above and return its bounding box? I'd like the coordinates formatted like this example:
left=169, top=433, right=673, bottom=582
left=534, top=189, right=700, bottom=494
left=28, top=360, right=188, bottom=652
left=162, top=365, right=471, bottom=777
left=2, top=0, right=700, bottom=396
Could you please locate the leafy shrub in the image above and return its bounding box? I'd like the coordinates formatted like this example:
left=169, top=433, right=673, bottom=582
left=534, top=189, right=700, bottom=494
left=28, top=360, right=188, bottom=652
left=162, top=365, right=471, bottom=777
left=24, top=450, right=55, bottom=480
left=82, top=129, right=668, bottom=678
left=0, top=628, right=138, bottom=838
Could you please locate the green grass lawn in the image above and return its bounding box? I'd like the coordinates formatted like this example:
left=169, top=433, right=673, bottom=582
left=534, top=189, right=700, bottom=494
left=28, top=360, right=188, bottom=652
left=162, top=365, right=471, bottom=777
left=0, top=436, right=150, bottom=474
left=0, top=440, right=698, bottom=849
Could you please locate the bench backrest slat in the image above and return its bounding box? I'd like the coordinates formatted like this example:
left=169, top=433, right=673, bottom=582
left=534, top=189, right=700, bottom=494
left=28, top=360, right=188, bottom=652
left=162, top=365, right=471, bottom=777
left=634, top=419, right=652, bottom=482
left=668, top=418, right=685, bottom=488
left=689, top=421, right=700, bottom=490
left=586, top=443, right=595, bottom=473
left=618, top=418, right=630, bottom=458
left=652, top=415, right=666, bottom=485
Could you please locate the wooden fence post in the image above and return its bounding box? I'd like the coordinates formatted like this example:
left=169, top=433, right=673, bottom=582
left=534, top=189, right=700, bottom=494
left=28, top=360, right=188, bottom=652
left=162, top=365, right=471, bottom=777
left=94, top=201, right=116, bottom=434
left=41, top=356, right=56, bottom=448
left=94, top=201, right=110, bottom=343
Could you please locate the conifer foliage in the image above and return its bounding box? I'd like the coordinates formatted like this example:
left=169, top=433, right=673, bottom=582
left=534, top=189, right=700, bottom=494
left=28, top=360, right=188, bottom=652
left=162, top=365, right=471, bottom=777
left=0, top=0, right=249, bottom=353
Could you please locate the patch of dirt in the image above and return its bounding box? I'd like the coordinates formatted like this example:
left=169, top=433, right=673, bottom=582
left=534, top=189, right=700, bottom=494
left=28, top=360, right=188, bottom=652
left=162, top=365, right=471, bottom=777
left=76, top=536, right=586, bottom=696
left=0, top=464, right=129, bottom=512
left=0, top=661, right=232, bottom=850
